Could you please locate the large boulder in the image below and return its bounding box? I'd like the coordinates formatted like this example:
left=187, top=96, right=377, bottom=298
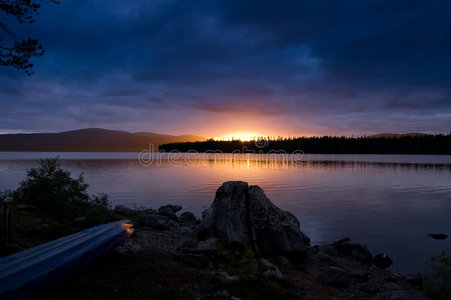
left=199, top=181, right=310, bottom=256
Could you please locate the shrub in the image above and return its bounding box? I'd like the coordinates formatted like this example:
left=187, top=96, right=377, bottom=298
left=0, top=190, right=12, bottom=203
left=12, top=157, right=112, bottom=222
left=423, top=252, right=451, bottom=299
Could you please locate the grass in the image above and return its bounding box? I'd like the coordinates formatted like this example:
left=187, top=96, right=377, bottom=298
left=423, top=252, right=451, bottom=300
left=39, top=250, right=299, bottom=300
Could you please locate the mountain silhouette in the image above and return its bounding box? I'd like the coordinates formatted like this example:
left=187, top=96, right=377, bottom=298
left=0, top=128, right=207, bottom=152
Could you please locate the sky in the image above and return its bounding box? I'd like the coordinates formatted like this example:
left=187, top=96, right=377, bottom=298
left=1, top=0, right=451, bottom=138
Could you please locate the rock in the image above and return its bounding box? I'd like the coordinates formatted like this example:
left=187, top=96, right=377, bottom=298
left=159, top=204, right=182, bottom=213
left=213, top=289, right=230, bottom=298
left=180, top=211, right=197, bottom=226
left=198, top=237, right=218, bottom=248
left=428, top=233, right=448, bottom=240
left=145, top=208, right=157, bottom=215
left=72, top=216, right=87, bottom=224
left=114, top=205, right=134, bottom=216
left=182, top=237, right=219, bottom=255
left=277, top=255, right=290, bottom=265
left=230, top=296, right=241, bottom=300
left=316, top=266, right=350, bottom=287
left=312, top=251, right=334, bottom=265
left=260, top=258, right=275, bottom=268
left=373, top=253, right=393, bottom=269
left=180, top=226, right=193, bottom=235
left=177, top=237, right=189, bottom=249
left=213, top=271, right=239, bottom=282
left=140, top=214, right=177, bottom=230
left=16, top=204, right=35, bottom=211
left=373, top=290, right=428, bottom=300
left=199, top=181, right=310, bottom=256
left=182, top=247, right=216, bottom=255
left=263, top=269, right=283, bottom=279
left=260, top=258, right=283, bottom=278
left=319, top=244, right=339, bottom=257
left=359, top=282, right=380, bottom=294
left=157, top=205, right=181, bottom=221
left=405, top=273, right=423, bottom=287
left=333, top=238, right=373, bottom=264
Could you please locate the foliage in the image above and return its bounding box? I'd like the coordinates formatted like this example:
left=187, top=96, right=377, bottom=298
left=160, top=134, right=451, bottom=154
left=0, top=189, right=12, bottom=203
left=0, top=0, right=59, bottom=74
left=423, top=252, right=451, bottom=300
left=12, top=157, right=112, bottom=222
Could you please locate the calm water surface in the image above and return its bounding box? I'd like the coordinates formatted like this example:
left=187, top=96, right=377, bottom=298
left=0, top=152, right=450, bottom=273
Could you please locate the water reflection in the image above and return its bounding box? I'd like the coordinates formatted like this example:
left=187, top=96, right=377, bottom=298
left=0, top=153, right=450, bottom=273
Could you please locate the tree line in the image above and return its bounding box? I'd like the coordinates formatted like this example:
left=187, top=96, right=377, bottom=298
left=159, top=134, right=451, bottom=154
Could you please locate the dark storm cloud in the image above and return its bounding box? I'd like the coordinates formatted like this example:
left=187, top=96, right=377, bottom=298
left=1, top=0, right=450, bottom=135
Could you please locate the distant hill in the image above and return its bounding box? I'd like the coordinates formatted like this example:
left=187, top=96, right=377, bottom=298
left=0, top=128, right=207, bottom=152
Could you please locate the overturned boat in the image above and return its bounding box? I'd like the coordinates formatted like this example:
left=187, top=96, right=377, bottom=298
left=0, top=220, right=133, bottom=299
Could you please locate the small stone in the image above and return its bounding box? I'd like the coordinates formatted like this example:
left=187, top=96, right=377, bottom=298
left=213, top=271, right=239, bottom=282
left=312, top=251, right=334, bottom=265
left=316, top=266, right=350, bottom=287
left=177, top=237, right=189, bottom=249
left=158, top=204, right=182, bottom=213
left=428, top=233, right=448, bottom=240
left=277, top=255, right=290, bottom=265
left=373, top=253, right=393, bottom=269
left=213, top=290, right=230, bottom=298
left=157, top=205, right=180, bottom=221
left=260, top=258, right=275, bottom=269
left=359, top=282, right=380, bottom=294
left=230, top=296, right=241, bottom=300
left=333, top=239, right=373, bottom=264
left=198, top=237, right=218, bottom=248
left=182, top=247, right=216, bottom=255
left=405, top=273, right=423, bottom=287
left=384, top=282, right=405, bottom=291
left=140, top=214, right=177, bottom=230
left=180, top=211, right=197, bottom=225
left=145, top=208, right=157, bottom=214
left=263, top=269, right=283, bottom=279
left=319, top=244, right=338, bottom=257
left=72, top=216, right=87, bottom=224
left=260, top=258, right=283, bottom=278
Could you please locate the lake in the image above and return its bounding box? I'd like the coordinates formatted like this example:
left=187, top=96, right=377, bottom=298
left=0, top=152, right=450, bottom=273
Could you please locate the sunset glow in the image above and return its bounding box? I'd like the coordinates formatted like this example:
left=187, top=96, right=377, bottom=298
left=214, top=132, right=264, bottom=142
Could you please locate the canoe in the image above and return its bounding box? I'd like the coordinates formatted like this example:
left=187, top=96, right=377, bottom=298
left=0, top=220, right=133, bottom=299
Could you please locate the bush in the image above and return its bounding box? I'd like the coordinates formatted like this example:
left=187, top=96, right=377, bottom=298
left=0, top=190, right=12, bottom=203
left=12, top=157, right=112, bottom=222
left=423, top=252, right=451, bottom=299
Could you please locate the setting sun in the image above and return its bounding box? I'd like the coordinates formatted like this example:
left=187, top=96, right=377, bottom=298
left=214, top=132, right=264, bottom=142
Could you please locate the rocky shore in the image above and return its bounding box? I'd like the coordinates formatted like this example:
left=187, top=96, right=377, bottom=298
left=111, top=181, right=426, bottom=300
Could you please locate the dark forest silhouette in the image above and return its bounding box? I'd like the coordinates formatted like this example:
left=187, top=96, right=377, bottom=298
left=160, top=134, right=451, bottom=154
